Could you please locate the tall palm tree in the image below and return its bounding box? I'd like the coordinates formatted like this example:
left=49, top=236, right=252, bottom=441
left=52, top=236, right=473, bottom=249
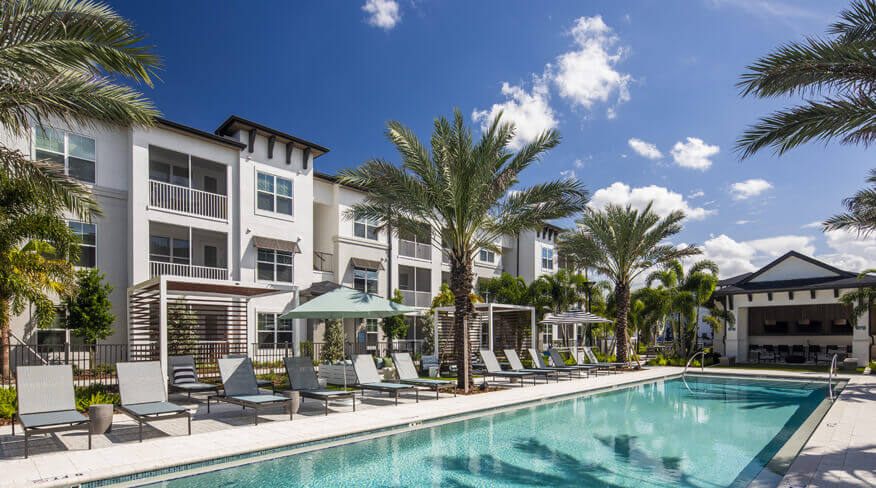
left=339, top=109, right=587, bottom=391
left=736, top=0, right=875, bottom=158
left=0, top=0, right=161, bottom=376
left=559, top=203, right=701, bottom=363
left=823, top=168, right=876, bottom=236
left=528, top=269, right=589, bottom=346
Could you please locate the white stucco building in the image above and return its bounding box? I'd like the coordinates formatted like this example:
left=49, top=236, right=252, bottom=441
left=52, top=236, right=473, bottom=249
left=5, top=115, right=562, bottom=355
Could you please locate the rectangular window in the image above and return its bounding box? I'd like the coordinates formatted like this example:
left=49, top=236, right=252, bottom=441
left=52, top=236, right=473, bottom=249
left=35, top=127, right=96, bottom=184
left=541, top=247, right=554, bottom=270
left=365, top=318, right=379, bottom=348
left=67, top=221, right=96, bottom=268
left=257, top=248, right=294, bottom=282
left=479, top=249, right=495, bottom=263
left=256, top=172, right=293, bottom=216
left=204, top=245, right=218, bottom=268
left=150, top=235, right=189, bottom=264
left=354, top=217, right=380, bottom=240
left=353, top=267, right=378, bottom=294
left=257, top=312, right=295, bottom=346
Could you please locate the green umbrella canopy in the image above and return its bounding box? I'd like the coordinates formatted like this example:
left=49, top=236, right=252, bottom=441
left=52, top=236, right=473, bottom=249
left=279, top=286, right=417, bottom=319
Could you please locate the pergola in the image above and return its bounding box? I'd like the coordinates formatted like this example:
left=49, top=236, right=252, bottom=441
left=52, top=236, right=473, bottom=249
left=433, top=303, right=536, bottom=361
left=540, top=309, right=613, bottom=359
left=126, top=275, right=291, bottom=377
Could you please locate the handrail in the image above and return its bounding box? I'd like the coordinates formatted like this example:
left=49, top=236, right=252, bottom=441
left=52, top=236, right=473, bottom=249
left=828, top=354, right=838, bottom=402
left=8, top=330, right=49, bottom=365
left=681, top=349, right=706, bottom=394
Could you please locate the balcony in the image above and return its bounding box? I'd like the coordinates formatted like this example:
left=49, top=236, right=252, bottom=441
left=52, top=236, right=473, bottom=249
left=150, top=180, right=227, bottom=220
left=400, top=289, right=432, bottom=308
left=149, top=261, right=228, bottom=280
left=399, top=238, right=431, bottom=260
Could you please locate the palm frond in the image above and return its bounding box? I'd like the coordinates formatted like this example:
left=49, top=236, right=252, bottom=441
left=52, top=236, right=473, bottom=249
left=828, top=0, right=876, bottom=43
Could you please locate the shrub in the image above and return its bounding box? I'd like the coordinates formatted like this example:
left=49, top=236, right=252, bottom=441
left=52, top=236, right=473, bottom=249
left=321, top=319, right=345, bottom=362
left=300, top=340, right=314, bottom=358
left=74, top=384, right=119, bottom=411
left=0, top=387, right=17, bottom=419
left=93, top=363, right=116, bottom=375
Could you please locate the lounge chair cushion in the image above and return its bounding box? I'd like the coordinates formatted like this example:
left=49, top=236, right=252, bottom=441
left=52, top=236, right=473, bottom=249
left=19, top=410, right=87, bottom=429
left=124, top=401, right=187, bottom=416
left=361, top=382, right=411, bottom=390
left=171, top=381, right=217, bottom=392
left=172, top=366, right=196, bottom=384
left=230, top=394, right=289, bottom=404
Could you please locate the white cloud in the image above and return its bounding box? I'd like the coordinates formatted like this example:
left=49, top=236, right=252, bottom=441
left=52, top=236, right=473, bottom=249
left=363, top=0, right=401, bottom=30
left=818, top=229, right=876, bottom=271
left=730, top=178, right=773, bottom=200
left=802, top=221, right=823, bottom=229
left=670, top=137, right=719, bottom=170
left=627, top=138, right=662, bottom=160
left=552, top=16, right=632, bottom=114
left=736, top=220, right=751, bottom=225
left=588, top=182, right=714, bottom=221
left=747, top=235, right=815, bottom=257
left=688, top=190, right=705, bottom=199
left=573, top=157, right=590, bottom=168
left=701, top=234, right=758, bottom=278
left=471, top=76, right=557, bottom=150
left=560, top=169, right=577, bottom=180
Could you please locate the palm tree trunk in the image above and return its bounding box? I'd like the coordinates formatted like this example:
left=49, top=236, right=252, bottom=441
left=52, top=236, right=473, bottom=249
left=614, top=283, right=630, bottom=364
left=450, top=256, right=474, bottom=392
left=0, top=297, right=10, bottom=379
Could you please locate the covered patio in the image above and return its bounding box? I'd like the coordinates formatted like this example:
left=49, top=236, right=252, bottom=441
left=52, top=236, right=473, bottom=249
left=433, top=303, right=536, bottom=364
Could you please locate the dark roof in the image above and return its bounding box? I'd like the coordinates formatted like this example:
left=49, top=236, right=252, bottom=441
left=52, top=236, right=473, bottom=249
left=155, top=118, right=247, bottom=149
left=300, top=280, right=341, bottom=298
left=714, top=251, right=876, bottom=295
left=215, top=115, right=330, bottom=155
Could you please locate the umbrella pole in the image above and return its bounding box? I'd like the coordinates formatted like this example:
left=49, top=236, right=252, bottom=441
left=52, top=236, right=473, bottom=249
left=342, top=325, right=347, bottom=392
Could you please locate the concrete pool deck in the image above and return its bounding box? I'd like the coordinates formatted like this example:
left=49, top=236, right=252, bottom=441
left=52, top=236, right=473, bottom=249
left=0, top=366, right=870, bottom=488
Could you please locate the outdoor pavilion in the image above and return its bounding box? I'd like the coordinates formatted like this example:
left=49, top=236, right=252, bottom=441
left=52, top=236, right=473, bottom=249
left=433, top=303, right=537, bottom=363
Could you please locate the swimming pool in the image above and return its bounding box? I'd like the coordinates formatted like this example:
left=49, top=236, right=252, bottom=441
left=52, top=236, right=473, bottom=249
left=136, top=375, right=830, bottom=488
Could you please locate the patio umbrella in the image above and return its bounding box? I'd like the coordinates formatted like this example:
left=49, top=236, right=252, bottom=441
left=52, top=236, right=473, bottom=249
left=540, top=310, right=613, bottom=361
left=279, top=286, right=417, bottom=390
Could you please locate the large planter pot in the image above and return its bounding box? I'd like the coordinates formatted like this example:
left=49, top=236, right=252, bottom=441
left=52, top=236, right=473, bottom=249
left=89, top=403, right=114, bottom=434
left=281, top=390, right=300, bottom=415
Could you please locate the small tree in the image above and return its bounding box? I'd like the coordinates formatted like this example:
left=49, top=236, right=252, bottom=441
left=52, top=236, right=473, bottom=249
left=64, top=269, right=114, bottom=370
left=321, top=319, right=345, bottom=362
left=420, top=313, right=435, bottom=355
left=65, top=269, right=115, bottom=344
left=167, top=300, right=198, bottom=355
left=381, top=289, right=409, bottom=357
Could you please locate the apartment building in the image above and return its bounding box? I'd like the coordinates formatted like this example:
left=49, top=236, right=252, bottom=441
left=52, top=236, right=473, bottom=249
left=6, top=115, right=561, bottom=352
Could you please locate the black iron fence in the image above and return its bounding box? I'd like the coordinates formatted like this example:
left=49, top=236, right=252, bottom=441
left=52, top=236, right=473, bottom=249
left=0, top=344, right=151, bottom=389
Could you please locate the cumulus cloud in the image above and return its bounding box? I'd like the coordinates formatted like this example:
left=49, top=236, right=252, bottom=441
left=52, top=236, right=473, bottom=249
left=802, top=221, right=823, bottom=229
left=552, top=16, right=632, bottom=113
left=588, top=182, right=714, bottom=221
left=363, top=0, right=401, bottom=30
left=736, top=220, right=751, bottom=225
left=818, top=229, right=876, bottom=271
left=560, top=169, right=577, bottom=180
left=701, top=234, right=758, bottom=277
left=730, top=178, right=773, bottom=200
left=747, top=235, right=815, bottom=257
left=627, top=138, right=662, bottom=160
left=471, top=76, right=557, bottom=150
left=688, top=190, right=705, bottom=199
left=670, top=137, right=719, bottom=170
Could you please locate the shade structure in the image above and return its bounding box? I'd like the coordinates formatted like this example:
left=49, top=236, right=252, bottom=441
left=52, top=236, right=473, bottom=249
left=540, top=310, right=613, bottom=324
left=279, top=286, right=416, bottom=320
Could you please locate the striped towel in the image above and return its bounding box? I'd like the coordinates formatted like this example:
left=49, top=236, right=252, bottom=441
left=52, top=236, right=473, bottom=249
left=172, top=366, right=196, bottom=384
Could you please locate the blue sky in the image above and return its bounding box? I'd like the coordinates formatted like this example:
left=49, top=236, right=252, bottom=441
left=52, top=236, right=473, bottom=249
left=114, top=0, right=874, bottom=277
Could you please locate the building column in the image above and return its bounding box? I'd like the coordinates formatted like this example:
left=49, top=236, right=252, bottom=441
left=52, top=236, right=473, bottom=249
left=158, top=277, right=168, bottom=379
left=530, top=308, right=536, bottom=349
left=487, top=303, right=494, bottom=352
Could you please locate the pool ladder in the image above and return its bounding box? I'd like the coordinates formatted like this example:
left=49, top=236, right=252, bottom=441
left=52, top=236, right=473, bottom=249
left=828, top=354, right=838, bottom=402
left=681, top=350, right=706, bottom=392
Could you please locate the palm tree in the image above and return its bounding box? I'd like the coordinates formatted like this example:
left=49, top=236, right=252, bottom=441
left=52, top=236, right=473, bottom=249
left=528, top=269, right=589, bottom=346
left=559, top=203, right=701, bottom=363
left=736, top=0, right=875, bottom=158
left=0, top=0, right=161, bottom=376
left=477, top=273, right=529, bottom=306
left=823, top=168, right=876, bottom=236
left=339, top=109, right=587, bottom=391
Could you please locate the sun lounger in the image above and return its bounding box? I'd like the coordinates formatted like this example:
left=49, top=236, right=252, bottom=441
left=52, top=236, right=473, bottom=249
left=351, top=354, right=418, bottom=405
left=167, top=355, right=220, bottom=398
left=222, top=353, right=273, bottom=390
left=392, top=352, right=456, bottom=399
left=479, top=350, right=537, bottom=386
left=503, top=349, right=562, bottom=382
left=14, top=364, right=91, bottom=458
left=580, top=346, right=624, bottom=374
left=208, top=357, right=293, bottom=425
left=116, top=361, right=191, bottom=442
left=527, top=348, right=585, bottom=377
left=283, top=357, right=356, bottom=415
left=548, top=348, right=597, bottom=377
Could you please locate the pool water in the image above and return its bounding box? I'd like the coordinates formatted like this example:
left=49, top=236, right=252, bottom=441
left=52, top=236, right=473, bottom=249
left=141, top=376, right=828, bottom=488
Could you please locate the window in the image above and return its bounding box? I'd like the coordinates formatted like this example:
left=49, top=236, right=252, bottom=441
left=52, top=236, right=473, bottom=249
left=256, top=172, right=293, bottom=216
left=365, top=318, right=379, bottom=349
left=35, top=127, right=96, bottom=184
left=541, top=247, right=554, bottom=270
left=354, top=217, right=380, bottom=240
left=257, top=248, right=294, bottom=282
left=353, top=267, right=378, bottom=294
left=257, top=312, right=295, bottom=346
left=541, top=327, right=553, bottom=348
left=478, top=249, right=495, bottom=263
left=150, top=236, right=189, bottom=264
left=204, top=245, right=218, bottom=268
left=68, top=221, right=96, bottom=268
left=36, top=307, right=84, bottom=346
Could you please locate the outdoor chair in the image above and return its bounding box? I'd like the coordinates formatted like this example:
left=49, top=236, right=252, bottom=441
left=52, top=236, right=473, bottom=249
left=14, top=364, right=91, bottom=458
left=777, top=345, right=790, bottom=360
left=572, top=347, right=621, bottom=374
left=222, top=353, right=273, bottom=390
left=548, top=348, right=597, bottom=377
left=283, top=357, right=356, bottom=415
left=525, top=348, right=582, bottom=376
left=208, top=357, right=293, bottom=425
left=392, top=352, right=456, bottom=399
left=479, top=350, right=537, bottom=386
left=419, top=354, right=440, bottom=375
left=168, top=355, right=220, bottom=399
left=116, top=361, right=191, bottom=442
left=351, top=354, right=418, bottom=405
left=760, top=345, right=776, bottom=362
left=503, top=349, right=562, bottom=382
left=808, top=345, right=821, bottom=362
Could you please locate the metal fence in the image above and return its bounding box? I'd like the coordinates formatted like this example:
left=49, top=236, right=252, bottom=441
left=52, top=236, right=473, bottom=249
left=0, top=344, right=145, bottom=388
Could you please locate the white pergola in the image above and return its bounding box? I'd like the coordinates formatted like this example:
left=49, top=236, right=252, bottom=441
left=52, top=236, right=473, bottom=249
left=433, top=302, right=537, bottom=354
left=540, top=309, right=613, bottom=359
